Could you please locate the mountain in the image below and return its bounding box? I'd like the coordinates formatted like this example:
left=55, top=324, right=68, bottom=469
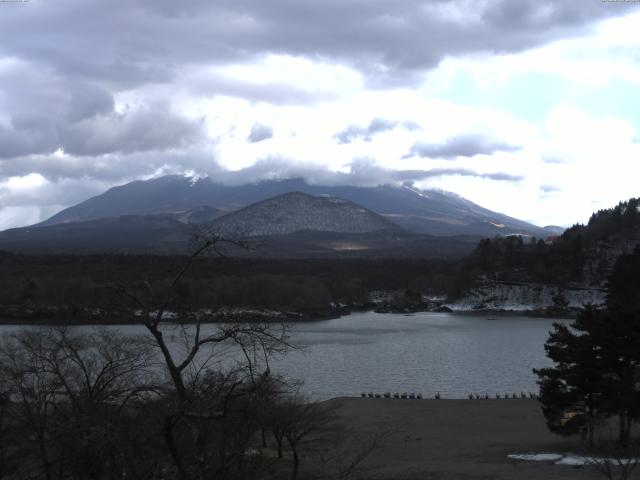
left=0, top=214, right=189, bottom=254
left=176, top=206, right=225, bottom=224
left=210, top=191, right=398, bottom=236
left=0, top=205, right=226, bottom=254
left=39, top=176, right=546, bottom=237
left=0, top=191, right=480, bottom=256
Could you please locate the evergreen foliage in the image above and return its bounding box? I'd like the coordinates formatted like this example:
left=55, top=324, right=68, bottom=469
left=534, top=247, right=640, bottom=447
left=454, top=198, right=640, bottom=293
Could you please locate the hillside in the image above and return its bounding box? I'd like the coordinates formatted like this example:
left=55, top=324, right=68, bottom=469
left=462, top=197, right=640, bottom=286
left=210, top=191, right=398, bottom=236
left=448, top=198, right=640, bottom=312
left=38, top=176, right=548, bottom=237
left=0, top=215, right=190, bottom=254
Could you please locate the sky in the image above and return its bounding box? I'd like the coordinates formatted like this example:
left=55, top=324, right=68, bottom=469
left=1, top=0, right=640, bottom=230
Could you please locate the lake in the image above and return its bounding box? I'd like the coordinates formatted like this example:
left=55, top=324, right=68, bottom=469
left=0, top=311, right=565, bottom=400
left=271, top=311, right=563, bottom=400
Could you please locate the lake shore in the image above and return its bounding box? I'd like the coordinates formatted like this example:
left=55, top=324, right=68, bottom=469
left=325, top=397, right=600, bottom=480
left=0, top=305, right=573, bottom=325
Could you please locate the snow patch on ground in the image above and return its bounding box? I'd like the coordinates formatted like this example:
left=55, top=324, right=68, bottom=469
left=509, top=453, right=563, bottom=462
left=509, top=452, right=640, bottom=466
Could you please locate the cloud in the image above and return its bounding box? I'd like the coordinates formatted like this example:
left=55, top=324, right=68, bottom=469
left=185, top=70, right=336, bottom=105
left=540, top=184, right=561, bottom=194
left=247, top=123, right=274, bottom=143
left=542, top=156, right=567, bottom=164
left=335, top=118, right=420, bottom=144
left=65, top=84, right=115, bottom=122
left=345, top=158, right=524, bottom=184
left=406, top=134, right=520, bottom=159
left=0, top=113, right=60, bottom=159
left=0, top=146, right=218, bottom=183
left=60, top=105, right=204, bottom=156
left=0, top=103, right=205, bottom=160
left=181, top=156, right=524, bottom=187
left=1, top=1, right=635, bottom=92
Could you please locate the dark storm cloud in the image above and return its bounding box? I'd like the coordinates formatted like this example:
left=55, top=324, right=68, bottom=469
left=0, top=0, right=635, bottom=91
left=65, top=84, right=115, bottom=123
left=0, top=114, right=59, bottom=158
left=335, top=118, right=420, bottom=144
left=406, top=134, right=520, bottom=159
left=59, top=105, right=204, bottom=156
left=0, top=104, right=204, bottom=160
left=247, top=123, right=274, bottom=143
left=0, top=60, right=205, bottom=160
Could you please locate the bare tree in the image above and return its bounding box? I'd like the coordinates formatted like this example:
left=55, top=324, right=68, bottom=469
left=585, top=440, right=640, bottom=480
left=0, top=330, right=63, bottom=480
left=0, top=328, right=156, bottom=480
left=311, top=431, right=386, bottom=480
left=276, top=395, right=335, bottom=480
left=0, top=375, right=18, bottom=480
left=112, top=230, right=294, bottom=479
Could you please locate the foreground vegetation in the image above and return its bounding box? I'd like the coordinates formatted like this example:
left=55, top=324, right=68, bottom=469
left=535, top=247, right=640, bottom=479
left=0, top=235, right=383, bottom=480
left=0, top=325, right=381, bottom=480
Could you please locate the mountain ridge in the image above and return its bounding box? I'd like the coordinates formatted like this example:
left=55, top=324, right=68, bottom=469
left=37, top=175, right=549, bottom=237
left=0, top=189, right=481, bottom=257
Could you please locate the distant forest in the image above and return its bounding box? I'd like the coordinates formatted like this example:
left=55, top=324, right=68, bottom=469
left=453, top=197, right=640, bottom=294
left=1, top=198, right=639, bottom=322
left=0, top=254, right=458, bottom=322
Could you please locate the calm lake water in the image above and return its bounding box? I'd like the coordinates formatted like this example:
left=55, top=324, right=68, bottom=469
left=273, top=311, right=564, bottom=400
left=0, top=311, right=565, bottom=400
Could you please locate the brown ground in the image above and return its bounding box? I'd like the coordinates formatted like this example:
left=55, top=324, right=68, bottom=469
left=324, top=397, right=602, bottom=480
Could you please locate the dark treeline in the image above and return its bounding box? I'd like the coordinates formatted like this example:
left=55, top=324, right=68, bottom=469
left=0, top=254, right=459, bottom=322
left=535, top=247, right=640, bottom=454
left=451, top=198, right=640, bottom=296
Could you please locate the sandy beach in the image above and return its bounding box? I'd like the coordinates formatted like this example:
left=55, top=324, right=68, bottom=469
left=326, top=397, right=602, bottom=480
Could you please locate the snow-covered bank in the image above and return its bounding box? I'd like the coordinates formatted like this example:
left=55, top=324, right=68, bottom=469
left=509, top=452, right=640, bottom=466
left=448, top=282, right=605, bottom=313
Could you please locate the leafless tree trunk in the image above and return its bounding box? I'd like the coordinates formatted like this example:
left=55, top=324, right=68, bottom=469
left=114, top=229, right=294, bottom=479
left=0, top=328, right=156, bottom=480
left=585, top=439, right=640, bottom=480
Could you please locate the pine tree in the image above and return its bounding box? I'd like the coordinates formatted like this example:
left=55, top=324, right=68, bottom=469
left=535, top=247, right=640, bottom=447
left=600, top=247, right=640, bottom=447
left=534, top=305, right=607, bottom=446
